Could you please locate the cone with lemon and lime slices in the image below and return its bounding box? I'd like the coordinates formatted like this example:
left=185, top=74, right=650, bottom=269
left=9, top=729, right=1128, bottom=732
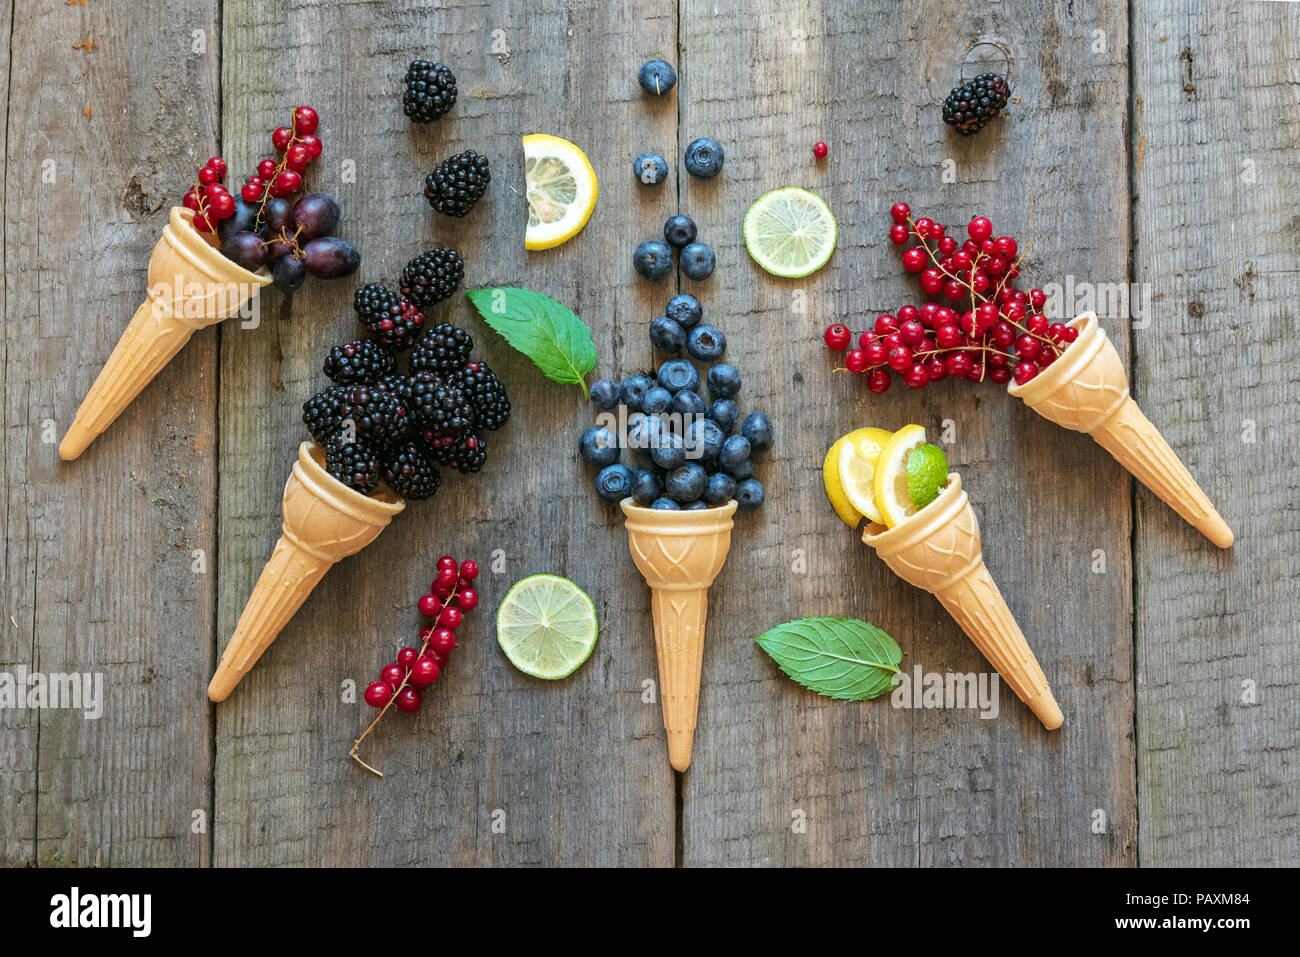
left=829, top=425, right=1063, bottom=729
left=1009, top=312, right=1232, bottom=548
left=620, top=498, right=738, bottom=771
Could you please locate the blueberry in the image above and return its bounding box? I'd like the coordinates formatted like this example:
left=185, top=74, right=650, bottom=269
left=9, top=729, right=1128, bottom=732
left=631, top=469, right=663, bottom=505
left=719, top=435, right=751, bottom=470
left=706, top=398, right=739, bottom=432
left=684, top=137, right=724, bottom=178
left=638, top=59, right=677, bottom=95
left=664, top=215, right=697, bottom=248
left=633, top=241, right=675, bottom=281
left=735, top=478, right=765, bottom=510
left=651, top=432, right=686, bottom=470
left=595, top=464, right=633, bottom=503
left=686, top=323, right=726, bottom=362
left=680, top=242, right=715, bottom=281
left=657, top=358, right=700, bottom=394
left=633, top=152, right=669, bottom=186
left=579, top=426, right=620, bottom=467
left=727, top=457, right=755, bottom=481
left=671, top=390, right=706, bottom=416
left=651, top=497, right=681, bottom=510
left=741, top=411, right=774, bottom=454
left=706, top=363, right=741, bottom=399
left=642, top=386, right=672, bottom=414
left=590, top=378, right=619, bottom=410
left=628, top=411, right=664, bottom=450
left=665, top=293, right=703, bottom=329
left=683, top=499, right=709, bottom=510
left=685, top=417, right=724, bottom=463
left=619, top=373, right=655, bottom=411
left=704, top=471, right=737, bottom=505
left=665, top=462, right=708, bottom=502
left=649, top=316, right=687, bottom=354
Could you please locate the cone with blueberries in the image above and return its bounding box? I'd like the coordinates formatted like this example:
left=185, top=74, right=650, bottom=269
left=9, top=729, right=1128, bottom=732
left=61, top=107, right=360, bottom=460
left=580, top=285, right=774, bottom=770
left=211, top=238, right=510, bottom=701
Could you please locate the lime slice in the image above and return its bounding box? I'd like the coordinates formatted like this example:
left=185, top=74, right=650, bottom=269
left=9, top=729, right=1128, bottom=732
left=906, top=443, right=949, bottom=511
left=497, top=574, right=598, bottom=679
left=834, top=427, right=893, bottom=526
left=522, top=134, right=599, bottom=250
left=873, top=424, right=928, bottom=528
left=743, top=187, right=837, bottom=278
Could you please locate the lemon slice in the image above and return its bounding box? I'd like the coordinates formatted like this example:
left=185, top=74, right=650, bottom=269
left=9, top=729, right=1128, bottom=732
left=873, top=424, right=929, bottom=528
left=497, top=574, right=598, bottom=679
left=743, top=187, right=837, bottom=278
left=833, top=427, right=894, bottom=526
left=522, top=134, right=598, bottom=250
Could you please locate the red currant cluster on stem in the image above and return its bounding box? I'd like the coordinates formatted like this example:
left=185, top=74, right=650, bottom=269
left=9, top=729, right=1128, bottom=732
left=350, top=555, right=479, bottom=777
left=242, top=105, right=322, bottom=210
left=824, top=204, right=1079, bottom=391
left=182, top=157, right=236, bottom=233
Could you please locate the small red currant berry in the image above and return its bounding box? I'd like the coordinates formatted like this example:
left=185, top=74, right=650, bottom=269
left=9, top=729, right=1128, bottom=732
left=198, top=165, right=219, bottom=185
left=459, top=559, right=479, bottom=580
left=943, top=280, right=965, bottom=302
left=1063, top=326, right=1079, bottom=343
left=889, top=202, right=911, bottom=224
left=901, top=247, right=927, bottom=273
left=409, top=657, right=440, bottom=688
left=395, top=687, right=423, bottom=713
left=968, top=216, right=993, bottom=243
left=241, top=181, right=264, bottom=202
left=844, top=348, right=869, bottom=374
left=813, top=141, right=828, bottom=159
left=989, top=366, right=1012, bottom=384
left=1014, top=360, right=1040, bottom=385
left=299, top=133, right=324, bottom=160
left=398, top=647, right=419, bottom=669
left=207, top=157, right=227, bottom=177
left=995, top=236, right=1018, bottom=259
left=887, top=344, right=914, bottom=372
left=1026, top=313, right=1049, bottom=335
left=437, top=555, right=458, bottom=573
left=919, top=268, right=944, bottom=296
left=286, top=143, right=311, bottom=174
left=863, top=340, right=888, bottom=366
left=458, top=588, right=479, bottom=610
left=874, top=314, right=899, bottom=336
left=380, top=662, right=405, bottom=690
left=925, top=356, right=948, bottom=381
left=823, top=324, right=852, bottom=350
left=192, top=213, right=213, bottom=232
left=417, top=593, right=440, bottom=617
left=429, top=627, right=457, bottom=656
left=866, top=368, right=892, bottom=393
left=208, top=191, right=236, bottom=219
left=439, top=605, right=463, bottom=629
left=182, top=189, right=200, bottom=211
left=1047, top=322, right=1070, bottom=343
left=897, top=305, right=920, bottom=324
left=938, top=236, right=957, bottom=256
left=935, top=323, right=961, bottom=349
left=1029, top=288, right=1047, bottom=309
left=271, top=169, right=302, bottom=197
left=889, top=223, right=909, bottom=245
left=293, top=105, right=319, bottom=135
left=899, top=320, right=926, bottom=347
left=271, top=126, right=294, bottom=152
left=904, top=362, right=929, bottom=389
left=364, top=682, right=393, bottom=708
left=257, top=159, right=278, bottom=180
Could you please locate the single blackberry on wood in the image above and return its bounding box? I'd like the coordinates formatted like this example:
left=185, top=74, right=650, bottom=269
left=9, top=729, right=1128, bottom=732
left=344, top=385, right=412, bottom=448
left=409, top=322, right=473, bottom=375
left=424, top=149, right=491, bottom=217
left=323, top=435, right=382, bottom=494
left=402, top=60, right=457, bottom=124
left=453, top=360, right=511, bottom=431
left=353, top=282, right=425, bottom=351
left=408, top=370, right=474, bottom=439
left=303, top=386, right=352, bottom=443
left=384, top=441, right=441, bottom=500
left=323, top=339, right=396, bottom=386
left=399, top=247, right=464, bottom=307
left=430, top=432, right=487, bottom=474
left=941, top=72, right=1011, bottom=136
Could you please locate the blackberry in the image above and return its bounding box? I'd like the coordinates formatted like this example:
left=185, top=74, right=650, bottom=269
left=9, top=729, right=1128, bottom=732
left=424, top=150, right=491, bottom=217
left=384, top=442, right=441, bottom=500
left=343, top=385, right=412, bottom=448
left=941, top=73, right=1011, bottom=136
left=409, top=322, right=473, bottom=375
left=372, top=374, right=411, bottom=402
left=323, top=435, right=382, bottom=494
left=353, top=283, right=425, bottom=351
left=408, top=371, right=474, bottom=439
left=400, top=247, right=464, bottom=307
left=402, top=60, right=457, bottom=124
left=303, top=386, right=351, bottom=443
left=430, top=432, right=487, bottom=474
left=453, top=360, right=511, bottom=431
left=323, top=338, right=396, bottom=386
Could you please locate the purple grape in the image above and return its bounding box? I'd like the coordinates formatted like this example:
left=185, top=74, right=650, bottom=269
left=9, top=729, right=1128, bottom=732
left=263, top=227, right=297, bottom=262
left=219, top=198, right=260, bottom=242
left=303, top=236, right=360, bottom=279
left=291, top=193, right=341, bottom=240
left=220, top=231, right=267, bottom=272
left=271, top=255, right=307, bottom=293
left=262, top=197, right=293, bottom=235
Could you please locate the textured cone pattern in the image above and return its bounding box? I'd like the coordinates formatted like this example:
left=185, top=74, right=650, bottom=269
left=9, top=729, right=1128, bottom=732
left=208, top=442, right=404, bottom=701
left=1010, top=312, right=1232, bottom=548
left=621, top=499, right=737, bottom=771
left=59, top=207, right=270, bottom=460
left=864, top=474, right=1063, bottom=730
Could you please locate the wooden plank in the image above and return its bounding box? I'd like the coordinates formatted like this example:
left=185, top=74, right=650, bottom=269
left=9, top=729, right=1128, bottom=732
left=678, top=0, right=1136, bottom=865
left=1, top=0, right=219, bottom=865
left=1130, top=1, right=1300, bottom=866
left=213, top=0, right=676, bottom=865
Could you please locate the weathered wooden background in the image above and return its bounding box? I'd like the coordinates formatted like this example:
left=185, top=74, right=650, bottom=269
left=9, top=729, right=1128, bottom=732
left=2, top=0, right=1296, bottom=867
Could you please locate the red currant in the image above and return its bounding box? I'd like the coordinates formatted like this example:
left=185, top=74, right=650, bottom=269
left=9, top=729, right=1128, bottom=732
left=437, top=555, right=457, bottom=573
left=286, top=143, right=312, bottom=174
left=989, top=366, right=1012, bottom=384
left=844, top=348, right=869, bottom=374
left=1039, top=345, right=1058, bottom=367
left=256, top=159, right=276, bottom=180
left=881, top=331, right=902, bottom=350
left=182, top=189, right=200, bottom=211
left=968, top=216, right=993, bottom=243
left=459, top=559, right=479, bottom=580
left=899, top=320, right=926, bottom=347
left=995, top=236, right=1018, bottom=259
left=192, top=213, right=213, bottom=232
left=395, top=687, right=422, bottom=713
left=913, top=217, right=933, bottom=238
left=241, top=180, right=265, bottom=202
left=271, top=169, right=302, bottom=197
left=866, top=368, right=892, bottom=393
left=409, top=657, right=440, bottom=688
left=436, top=567, right=458, bottom=590
left=1063, top=326, right=1079, bottom=343
left=208, top=191, right=236, bottom=219
left=919, top=268, right=943, bottom=296
left=887, top=344, right=914, bottom=372
left=925, top=356, right=948, bottom=381
left=458, top=588, right=479, bottom=610
left=904, top=363, right=929, bottom=388
left=874, top=314, right=899, bottom=336
left=364, top=681, right=393, bottom=708
left=293, top=105, right=319, bottom=135
left=1014, top=360, right=1039, bottom=385
left=428, top=627, right=457, bottom=656
left=943, top=280, right=965, bottom=302
left=889, top=223, right=909, bottom=245
left=889, top=202, right=911, bottom=224
left=207, top=157, right=227, bottom=177
left=935, top=323, right=961, bottom=348
left=299, top=133, right=324, bottom=159
left=198, top=165, right=219, bottom=185
left=823, top=324, right=852, bottom=350
left=398, top=647, right=419, bottom=669
left=863, top=340, right=888, bottom=366
left=971, top=272, right=991, bottom=294
left=901, top=247, right=927, bottom=274
left=439, top=605, right=463, bottom=629
left=813, top=141, right=828, bottom=159
left=1029, top=288, right=1047, bottom=309
left=947, top=352, right=974, bottom=377
left=897, top=305, right=920, bottom=324
left=380, top=662, right=405, bottom=690
left=417, top=593, right=440, bottom=617
left=938, top=236, right=957, bottom=257
left=271, top=126, right=294, bottom=152
left=1026, top=313, right=1049, bottom=335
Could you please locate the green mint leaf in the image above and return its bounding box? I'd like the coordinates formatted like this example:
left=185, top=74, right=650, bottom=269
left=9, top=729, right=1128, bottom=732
left=466, top=286, right=598, bottom=398
left=754, top=616, right=902, bottom=700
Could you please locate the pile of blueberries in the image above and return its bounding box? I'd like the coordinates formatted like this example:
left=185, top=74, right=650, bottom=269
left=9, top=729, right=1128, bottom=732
left=633, top=213, right=715, bottom=282
left=578, top=292, right=772, bottom=511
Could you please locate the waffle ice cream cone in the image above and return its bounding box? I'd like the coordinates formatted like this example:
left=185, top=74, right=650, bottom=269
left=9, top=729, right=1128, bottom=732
left=208, top=442, right=404, bottom=702
left=59, top=207, right=270, bottom=460
left=1009, top=312, right=1232, bottom=548
left=621, top=498, right=737, bottom=771
left=863, top=474, right=1063, bottom=730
